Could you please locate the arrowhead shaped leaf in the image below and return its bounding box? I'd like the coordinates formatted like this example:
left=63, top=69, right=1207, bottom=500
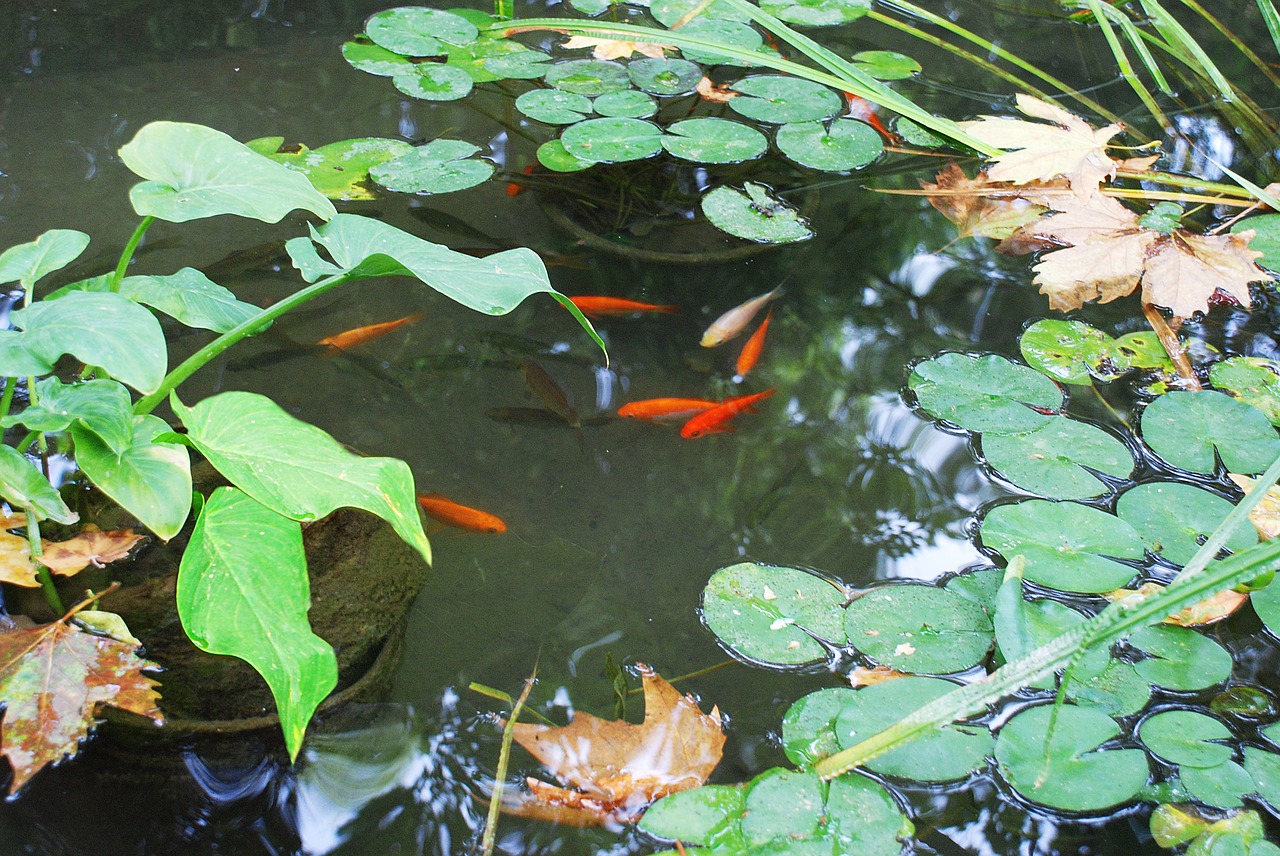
left=3, top=377, right=133, bottom=455
left=0, top=230, right=90, bottom=289
left=0, top=445, right=76, bottom=524
left=50, top=269, right=259, bottom=334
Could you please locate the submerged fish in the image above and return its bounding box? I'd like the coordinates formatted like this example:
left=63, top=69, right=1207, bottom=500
left=416, top=493, right=507, bottom=534
left=734, top=308, right=773, bottom=381
left=522, top=359, right=580, bottom=429
left=700, top=286, right=783, bottom=348
left=568, top=296, right=679, bottom=319
left=680, top=388, right=776, bottom=438
left=317, top=312, right=424, bottom=352
left=617, top=398, right=720, bottom=423
left=486, top=407, right=612, bottom=428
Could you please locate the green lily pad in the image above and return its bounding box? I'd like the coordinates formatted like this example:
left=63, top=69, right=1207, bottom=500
left=994, top=569, right=1093, bottom=672
left=515, top=89, right=593, bottom=124
left=759, top=0, right=870, bottom=25
left=979, top=416, right=1133, bottom=499
left=370, top=140, right=494, bottom=194
left=446, top=39, right=551, bottom=82
left=1244, top=746, right=1280, bottom=810
left=675, top=19, right=765, bottom=65
left=701, top=562, right=848, bottom=666
left=908, top=352, right=1063, bottom=434
left=781, top=687, right=855, bottom=766
left=1116, top=482, right=1256, bottom=566
left=980, top=500, right=1145, bottom=593
left=1019, top=318, right=1117, bottom=384
left=1141, top=710, right=1234, bottom=768
left=248, top=137, right=414, bottom=201
left=628, top=57, right=702, bottom=95
left=844, top=584, right=994, bottom=674
left=1210, top=357, right=1280, bottom=426
left=364, top=7, right=478, bottom=56
left=729, top=76, right=844, bottom=123
left=995, top=704, right=1149, bottom=811
left=894, top=117, right=948, bottom=148
left=1141, top=391, right=1280, bottom=475
left=4, top=377, right=133, bottom=455
left=662, top=118, right=767, bottom=163
left=392, top=64, right=474, bottom=101
left=1130, top=624, right=1233, bottom=691
left=340, top=38, right=413, bottom=76
left=0, top=445, right=77, bottom=524
left=852, top=49, right=919, bottom=80
left=560, top=117, right=664, bottom=162
left=544, top=59, right=631, bottom=95
left=71, top=415, right=191, bottom=539
left=1232, top=213, right=1280, bottom=272
left=638, top=784, right=746, bottom=847
left=650, top=0, right=753, bottom=26
left=944, top=567, right=1004, bottom=611
left=1210, top=686, right=1274, bottom=717
left=1181, top=761, right=1254, bottom=809
left=1069, top=658, right=1152, bottom=717
left=569, top=0, right=612, bottom=14
left=701, top=182, right=813, bottom=243
left=1251, top=577, right=1280, bottom=639
left=1112, top=331, right=1176, bottom=372
left=536, top=139, right=593, bottom=172
left=0, top=229, right=90, bottom=289
left=593, top=89, right=658, bottom=118
left=775, top=119, right=882, bottom=171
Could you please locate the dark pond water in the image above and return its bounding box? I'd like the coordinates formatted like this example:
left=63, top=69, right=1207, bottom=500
left=1, top=1, right=1278, bottom=853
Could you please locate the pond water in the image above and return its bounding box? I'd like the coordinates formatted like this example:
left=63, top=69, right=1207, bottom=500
left=1, top=1, right=1278, bottom=854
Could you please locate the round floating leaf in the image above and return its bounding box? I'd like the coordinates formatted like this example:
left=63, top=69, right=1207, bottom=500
left=1245, top=746, right=1280, bottom=810
left=907, top=352, right=1063, bottom=434
left=759, top=0, right=870, bottom=24
left=364, top=7, right=478, bottom=56
left=560, top=117, right=664, bottom=162
left=1141, top=710, right=1234, bottom=768
left=740, top=768, right=823, bottom=843
left=1233, top=214, right=1280, bottom=272
left=392, top=64, right=474, bottom=100
left=650, top=0, right=753, bottom=26
left=822, top=772, right=915, bottom=856
left=569, top=0, right=611, bottom=14
left=515, top=89, right=592, bottom=124
left=1211, top=357, right=1280, bottom=426
left=447, top=40, right=551, bottom=82
left=662, top=118, right=767, bottom=163
left=1181, top=760, right=1254, bottom=809
left=851, top=49, right=919, bottom=79
left=894, top=117, right=947, bottom=148
left=1211, top=686, right=1275, bottom=717
left=944, top=567, right=1004, bottom=611
left=1112, top=331, right=1175, bottom=372
left=251, top=137, right=414, bottom=201
left=1019, top=319, right=1117, bottom=384
left=980, top=416, right=1133, bottom=499
left=1141, top=391, right=1280, bottom=475
left=775, top=119, right=882, bottom=171
left=593, top=89, right=658, bottom=118
left=536, top=139, right=593, bottom=172
left=995, top=704, right=1149, bottom=811
left=544, top=59, right=630, bottom=95
left=844, top=584, right=994, bottom=674
left=1130, top=624, right=1233, bottom=691
left=980, top=500, right=1144, bottom=593
left=782, top=687, right=854, bottom=767
left=729, top=76, right=843, bottom=123
left=1117, top=482, right=1256, bottom=566
left=994, top=571, right=1091, bottom=671
left=629, top=57, right=702, bottom=95
left=701, top=562, right=848, bottom=665
left=341, top=39, right=414, bottom=76
left=639, top=784, right=746, bottom=847
left=446, top=9, right=497, bottom=27
left=701, top=182, right=813, bottom=243
left=834, top=677, right=993, bottom=781
left=676, top=19, right=764, bottom=65
left=1069, top=658, right=1152, bottom=717
left=1252, top=578, right=1280, bottom=639
left=370, top=140, right=494, bottom=195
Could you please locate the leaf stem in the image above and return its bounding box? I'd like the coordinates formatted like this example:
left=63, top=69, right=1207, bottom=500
left=24, top=507, right=62, bottom=615
left=111, top=216, right=155, bottom=292
left=0, top=376, right=16, bottom=425
left=482, top=671, right=536, bottom=856
left=1141, top=301, right=1201, bottom=389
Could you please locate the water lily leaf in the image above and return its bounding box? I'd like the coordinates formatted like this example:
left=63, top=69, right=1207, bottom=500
left=118, top=121, right=336, bottom=223
left=560, top=117, right=664, bottom=162
left=370, top=140, right=494, bottom=194
left=1211, top=687, right=1274, bottom=717
left=544, top=59, right=631, bottom=95
left=71, top=415, right=191, bottom=539
left=980, top=416, right=1133, bottom=499
left=391, top=64, right=474, bottom=100
left=1244, top=746, right=1280, bottom=811
left=650, top=0, right=753, bottom=26
left=662, top=118, right=767, bottom=163
left=250, top=137, right=414, bottom=201
left=177, top=486, right=335, bottom=761
left=781, top=687, right=855, bottom=766
left=515, top=89, right=592, bottom=124
left=3, top=377, right=132, bottom=455
left=1180, top=761, right=1254, bottom=809
left=172, top=391, right=430, bottom=565
left=1117, top=482, right=1256, bottom=566
left=701, top=182, right=814, bottom=243
left=593, top=89, right=658, bottom=118
left=628, top=57, right=702, bottom=95
left=1141, top=391, right=1280, bottom=474
left=980, top=500, right=1144, bottom=593
left=741, top=769, right=897, bottom=853
left=0, top=445, right=76, bottom=524
left=1141, top=710, right=1234, bottom=768
left=1069, top=657, right=1152, bottom=716
left=1129, top=625, right=1232, bottom=691
left=1210, top=357, right=1280, bottom=426
left=851, top=49, right=919, bottom=79
left=701, top=562, right=848, bottom=665
left=895, top=117, right=948, bottom=148
left=994, top=569, right=1095, bottom=674
left=844, top=584, right=994, bottom=674
left=759, top=0, right=870, bottom=25
left=1112, top=331, right=1175, bottom=371
left=1251, top=577, right=1280, bottom=638
left=676, top=19, right=764, bottom=65
left=729, top=76, right=843, bottom=123
left=908, top=352, right=1063, bottom=434
left=445, top=39, right=551, bottom=82
left=1019, top=318, right=1117, bottom=384
left=537, top=139, right=593, bottom=172
left=834, top=677, right=993, bottom=781
left=51, top=269, right=259, bottom=334
left=775, top=119, right=882, bottom=171
left=944, top=567, right=1004, bottom=610
left=995, top=704, right=1149, bottom=811
left=569, top=0, right=612, bottom=14
left=637, top=783, right=745, bottom=847
left=0, top=230, right=90, bottom=289
left=364, top=6, right=478, bottom=55
left=340, top=38, right=413, bottom=76
left=1234, top=213, right=1280, bottom=272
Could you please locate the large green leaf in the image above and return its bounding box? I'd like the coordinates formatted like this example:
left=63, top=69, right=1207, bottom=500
left=775, top=119, right=882, bottom=171
left=908, top=353, right=1063, bottom=434
left=3, top=377, right=133, bottom=455
left=391, top=65, right=474, bottom=101
left=701, top=183, right=814, bottom=244
left=759, top=0, right=871, bottom=25
left=1140, top=710, right=1234, bottom=768
left=1140, top=391, right=1280, bottom=475
left=1129, top=624, right=1232, bottom=692
left=979, top=416, right=1133, bottom=499
left=628, top=57, right=703, bottom=95
left=515, top=89, right=593, bottom=124
left=729, top=76, right=844, bottom=123
left=50, top=269, right=259, bottom=334
left=544, top=59, right=630, bottom=95
left=662, top=118, right=767, bottom=164
left=364, top=6, right=478, bottom=55
left=118, top=121, right=336, bottom=223
left=1210, top=357, right=1280, bottom=426
left=1018, top=319, right=1118, bottom=384
left=71, top=414, right=192, bottom=540
left=1117, top=482, right=1256, bottom=566
left=560, top=118, right=665, bottom=163
left=250, top=137, right=415, bottom=201
left=176, top=486, right=337, bottom=760
left=0, top=445, right=76, bottom=524
left=844, top=584, right=993, bottom=674
left=0, top=230, right=90, bottom=289
left=1234, top=213, right=1280, bottom=272
left=172, top=391, right=431, bottom=565
left=370, top=140, right=494, bottom=194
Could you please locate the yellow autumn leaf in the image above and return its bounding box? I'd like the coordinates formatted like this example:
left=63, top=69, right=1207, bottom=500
left=36, top=525, right=146, bottom=577
left=1032, top=231, right=1157, bottom=311
left=920, top=164, right=1064, bottom=242
left=561, top=35, right=667, bottom=60
left=0, top=530, right=39, bottom=588
left=1229, top=473, right=1280, bottom=539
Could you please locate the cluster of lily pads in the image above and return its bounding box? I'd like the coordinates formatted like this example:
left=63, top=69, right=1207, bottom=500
left=637, top=321, right=1280, bottom=854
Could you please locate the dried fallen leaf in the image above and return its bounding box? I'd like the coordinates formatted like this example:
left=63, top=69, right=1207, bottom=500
left=36, top=525, right=146, bottom=577
left=1106, top=582, right=1247, bottom=626
left=0, top=531, right=39, bottom=588
left=0, top=615, right=162, bottom=792
left=1143, top=230, right=1263, bottom=319
left=561, top=35, right=667, bottom=60
left=1229, top=473, right=1280, bottom=539
left=500, top=665, right=724, bottom=826
left=695, top=76, right=737, bottom=104
left=921, top=164, right=1066, bottom=242
left=848, top=665, right=909, bottom=687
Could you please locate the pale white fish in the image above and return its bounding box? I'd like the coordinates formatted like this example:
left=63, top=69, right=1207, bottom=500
left=699, top=285, right=783, bottom=348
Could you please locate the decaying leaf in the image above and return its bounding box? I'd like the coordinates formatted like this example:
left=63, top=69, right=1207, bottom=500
left=1229, top=473, right=1280, bottom=540
left=36, top=525, right=146, bottom=577
left=500, top=665, right=724, bottom=826
left=1143, top=231, right=1263, bottom=319
left=921, top=164, right=1066, bottom=242
left=1107, top=582, right=1247, bottom=627
left=0, top=615, right=162, bottom=792
left=695, top=76, right=737, bottom=104
left=848, top=664, right=909, bottom=687
left=561, top=35, right=667, bottom=60
left=0, top=531, right=39, bottom=588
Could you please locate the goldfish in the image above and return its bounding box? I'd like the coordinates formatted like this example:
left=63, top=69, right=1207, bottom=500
left=700, top=286, right=782, bottom=348
left=522, top=359, right=580, bottom=429
left=734, top=308, right=772, bottom=381
left=506, top=164, right=536, bottom=197
left=317, top=312, right=424, bottom=352
left=617, top=397, right=720, bottom=423
left=680, top=388, right=776, bottom=438
left=568, top=296, right=680, bottom=319
left=416, top=493, right=507, bottom=533
left=844, top=93, right=894, bottom=141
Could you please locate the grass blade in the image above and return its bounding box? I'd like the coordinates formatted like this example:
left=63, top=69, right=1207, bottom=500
left=1136, top=0, right=1235, bottom=100
left=481, top=671, right=537, bottom=856
left=1259, top=0, right=1280, bottom=56
left=1082, top=0, right=1169, bottom=126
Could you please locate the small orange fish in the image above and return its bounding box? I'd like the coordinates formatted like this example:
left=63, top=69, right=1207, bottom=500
left=845, top=93, right=894, bottom=141
left=617, top=397, right=721, bottom=423
left=506, top=164, right=536, bottom=197
left=700, top=286, right=782, bottom=347
left=568, top=296, right=680, bottom=319
left=734, top=308, right=772, bottom=380
left=680, top=388, right=776, bottom=439
left=416, top=493, right=507, bottom=534
left=317, top=312, right=424, bottom=352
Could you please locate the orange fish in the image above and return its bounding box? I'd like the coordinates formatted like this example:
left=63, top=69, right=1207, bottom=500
left=617, top=397, right=720, bottom=423
left=568, top=296, right=680, bottom=319
left=416, top=493, right=507, bottom=534
left=506, top=164, right=536, bottom=197
left=734, top=308, right=772, bottom=380
left=317, top=312, right=424, bottom=352
left=845, top=93, right=894, bottom=141
left=700, top=286, right=782, bottom=347
left=680, top=388, right=776, bottom=439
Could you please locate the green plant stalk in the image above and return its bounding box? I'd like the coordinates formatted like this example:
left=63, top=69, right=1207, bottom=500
left=0, top=376, right=17, bottom=425
left=1173, top=0, right=1280, bottom=91
left=1258, top=0, right=1280, bottom=57
left=814, top=450, right=1280, bottom=780
left=110, top=216, right=155, bottom=291
left=24, top=507, right=62, bottom=615
left=1082, top=0, right=1170, bottom=125
left=133, top=271, right=356, bottom=416
left=1106, top=4, right=1172, bottom=94
left=1135, top=0, right=1234, bottom=100
left=482, top=673, right=535, bottom=856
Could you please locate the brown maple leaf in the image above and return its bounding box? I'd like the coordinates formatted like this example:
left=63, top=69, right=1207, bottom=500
left=848, top=665, right=909, bottom=687
left=1143, top=230, right=1264, bottom=319
left=561, top=35, right=667, bottom=60
left=36, top=525, right=146, bottom=577
left=695, top=76, right=737, bottom=104
left=500, top=665, right=725, bottom=826
left=921, top=163, right=1066, bottom=242
left=0, top=615, right=162, bottom=792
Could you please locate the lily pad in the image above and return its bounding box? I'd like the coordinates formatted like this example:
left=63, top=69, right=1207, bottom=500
left=908, top=352, right=1064, bottom=434
left=775, top=119, right=882, bottom=171
left=1129, top=624, right=1232, bottom=691
left=701, top=562, right=848, bottom=665
left=701, top=182, right=813, bottom=243
left=536, top=139, right=593, bottom=172
left=364, top=7, right=478, bottom=56
left=248, top=137, right=414, bottom=201
left=729, top=76, right=844, bottom=123
left=0, top=229, right=90, bottom=289
left=592, top=89, right=658, bottom=118
left=1233, top=214, right=1280, bottom=272
left=1210, top=357, right=1280, bottom=426
left=560, top=117, right=664, bottom=162
left=1251, top=577, right=1280, bottom=639
left=515, top=89, right=593, bottom=124
left=1112, top=331, right=1176, bottom=372
left=852, top=49, right=919, bottom=80
left=979, top=416, right=1133, bottom=499
left=446, top=39, right=551, bottom=82
left=341, top=38, right=413, bottom=76
left=759, top=0, right=871, bottom=25
left=638, top=784, right=745, bottom=847
left=1245, top=746, right=1280, bottom=810
left=781, top=687, right=855, bottom=766
left=1180, top=760, right=1254, bottom=809
left=370, top=140, right=494, bottom=195
left=1116, top=481, right=1256, bottom=566
left=1069, top=658, right=1152, bottom=717
left=675, top=19, right=765, bottom=65
left=843, top=584, right=994, bottom=674
left=1019, top=318, right=1117, bottom=384
left=544, top=59, right=630, bottom=95
left=1140, top=391, right=1280, bottom=475
left=569, top=0, right=612, bottom=14
left=894, top=117, right=948, bottom=148
left=994, top=570, right=1093, bottom=671
left=392, top=64, right=474, bottom=101
left=662, top=118, right=767, bottom=163
left=1141, top=710, right=1234, bottom=768
left=628, top=57, right=702, bottom=95
left=650, top=0, right=753, bottom=26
